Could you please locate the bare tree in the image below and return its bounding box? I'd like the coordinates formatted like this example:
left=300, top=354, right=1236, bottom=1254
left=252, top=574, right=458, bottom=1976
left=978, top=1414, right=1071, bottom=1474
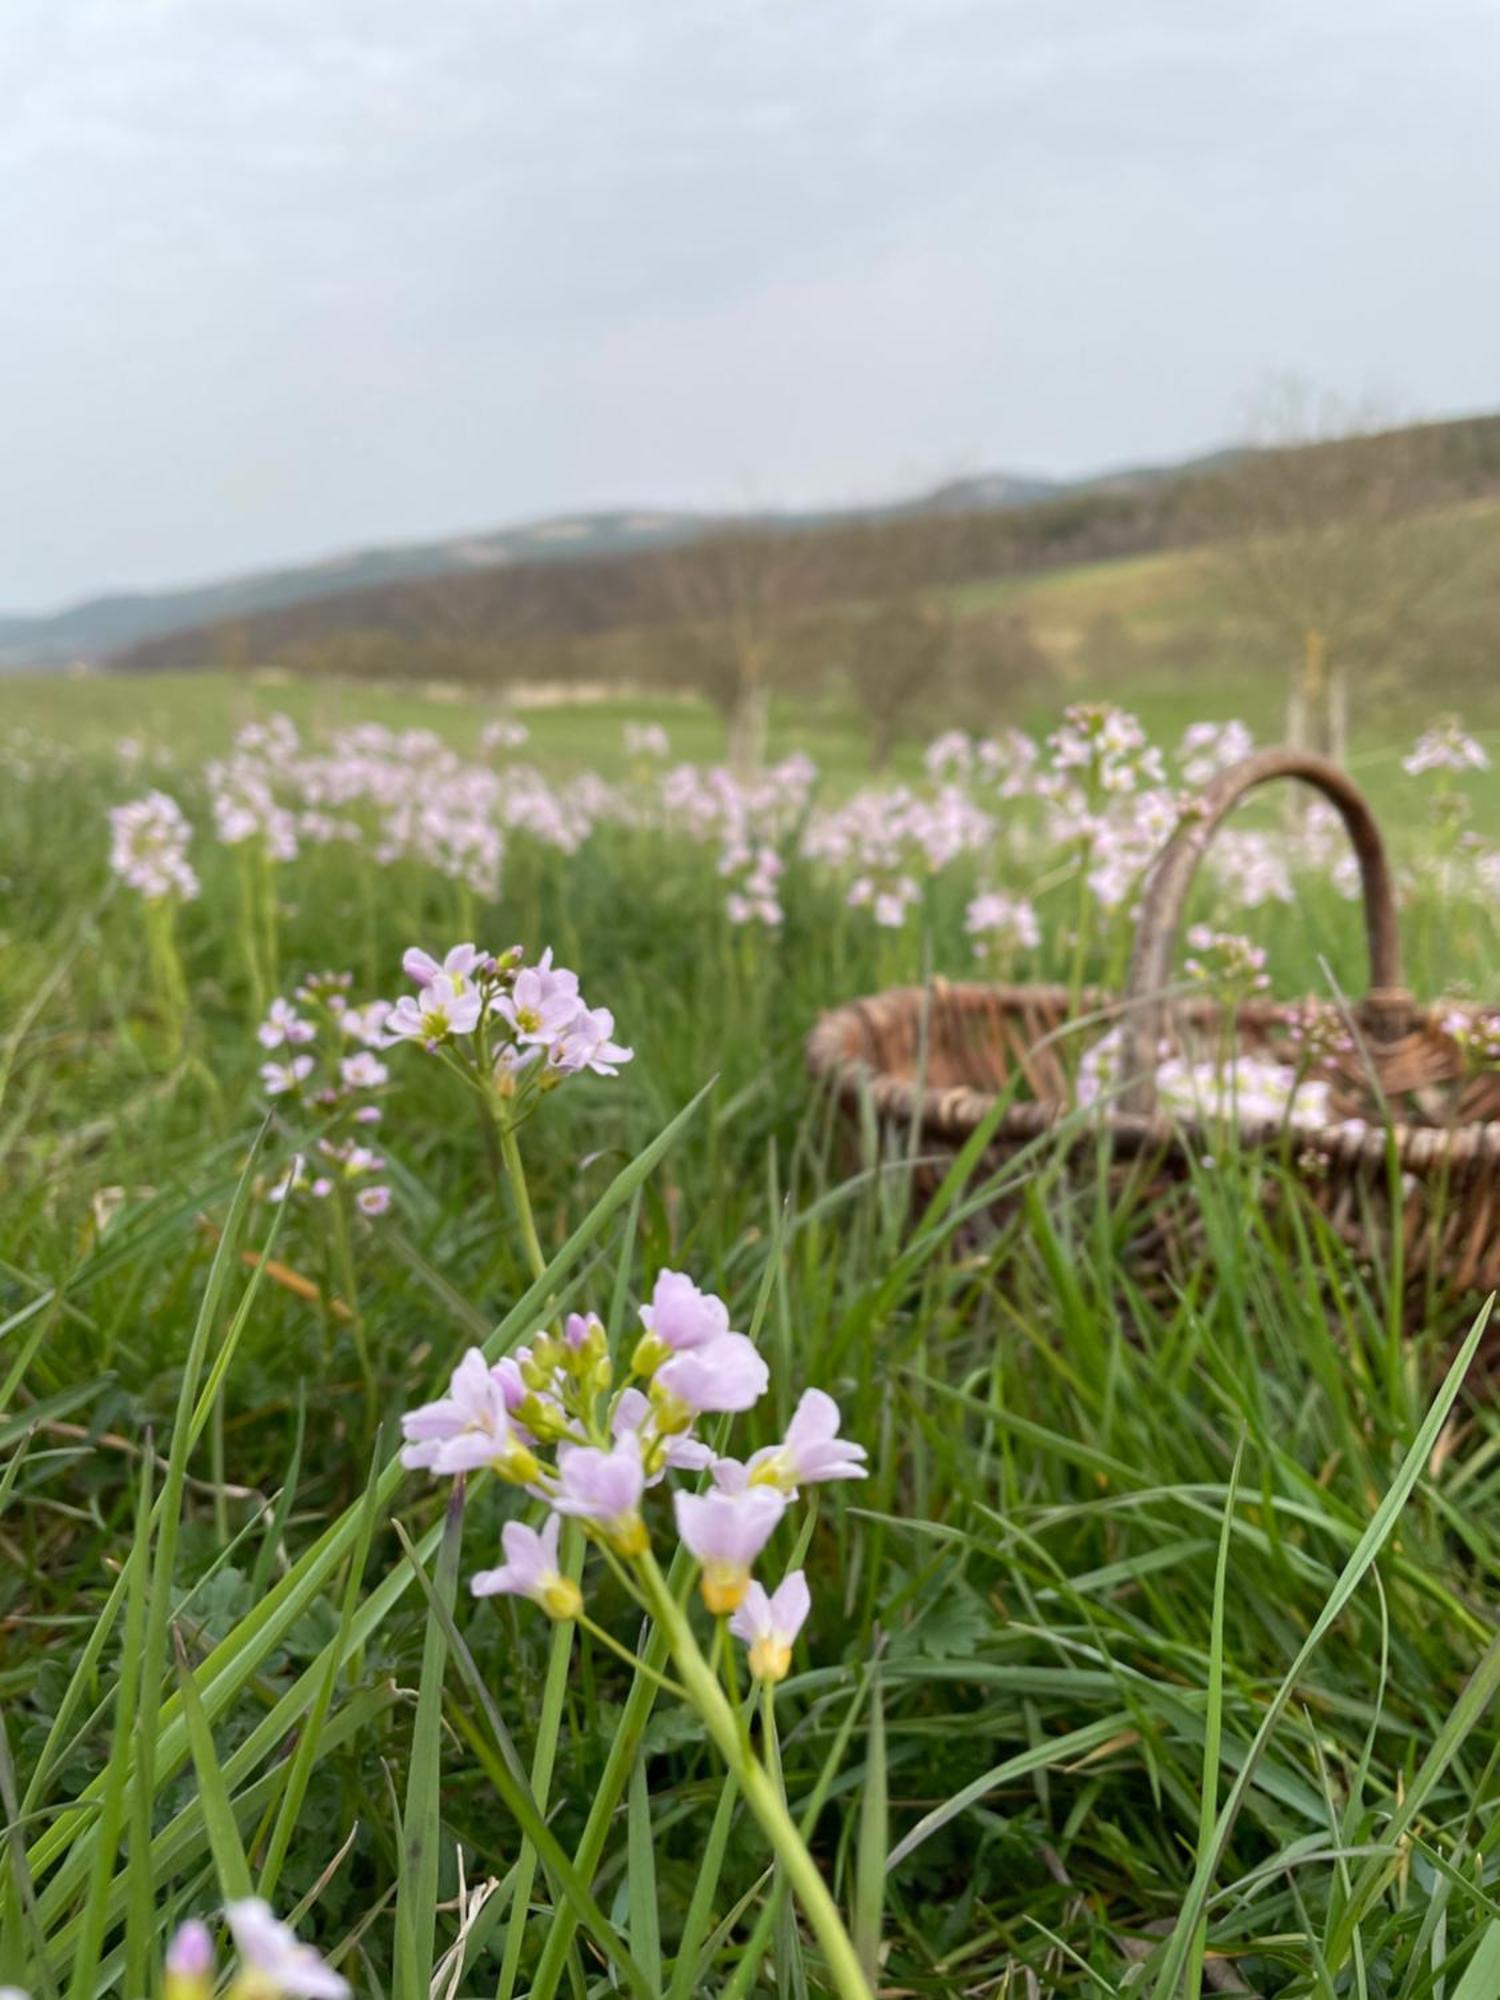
left=836, top=598, right=959, bottom=767
left=652, top=525, right=824, bottom=777
left=1208, top=381, right=1480, bottom=761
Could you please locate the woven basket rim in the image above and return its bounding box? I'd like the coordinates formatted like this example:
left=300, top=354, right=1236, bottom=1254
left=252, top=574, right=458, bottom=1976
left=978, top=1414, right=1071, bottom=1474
left=805, top=979, right=1500, bottom=1169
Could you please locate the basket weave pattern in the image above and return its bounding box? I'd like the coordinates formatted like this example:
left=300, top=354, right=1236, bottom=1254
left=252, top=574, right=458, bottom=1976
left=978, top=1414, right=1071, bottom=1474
left=806, top=750, right=1500, bottom=1296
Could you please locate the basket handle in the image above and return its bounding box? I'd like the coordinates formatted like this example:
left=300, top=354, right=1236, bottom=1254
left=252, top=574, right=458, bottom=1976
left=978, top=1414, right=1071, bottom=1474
left=1116, top=748, right=1411, bottom=1115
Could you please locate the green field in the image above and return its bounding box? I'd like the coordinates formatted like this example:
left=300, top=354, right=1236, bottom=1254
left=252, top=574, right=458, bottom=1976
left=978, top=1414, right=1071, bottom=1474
left=3, top=672, right=1500, bottom=1998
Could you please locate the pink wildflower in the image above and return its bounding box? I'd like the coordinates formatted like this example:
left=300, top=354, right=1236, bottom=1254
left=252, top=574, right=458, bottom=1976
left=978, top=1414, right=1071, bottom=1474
left=223, top=1899, right=349, bottom=2000
left=715, top=1389, right=867, bottom=1497
left=730, top=1569, right=811, bottom=1682
left=386, top=973, right=483, bottom=1046
left=471, top=1512, right=581, bottom=1619
left=673, top=1485, right=786, bottom=1613
left=400, top=1349, right=538, bottom=1480
left=552, top=1432, right=649, bottom=1554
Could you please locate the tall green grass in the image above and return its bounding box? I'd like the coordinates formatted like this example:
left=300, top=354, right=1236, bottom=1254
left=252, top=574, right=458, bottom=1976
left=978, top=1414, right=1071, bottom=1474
left=2, top=698, right=1498, bottom=1996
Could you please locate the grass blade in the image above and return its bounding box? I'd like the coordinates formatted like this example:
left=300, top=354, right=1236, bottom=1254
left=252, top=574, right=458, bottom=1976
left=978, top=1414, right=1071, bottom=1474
left=1148, top=1297, right=1493, bottom=1998
left=852, top=1670, right=886, bottom=1983
left=393, top=1476, right=466, bottom=2000
left=173, top=1627, right=254, bottom=1902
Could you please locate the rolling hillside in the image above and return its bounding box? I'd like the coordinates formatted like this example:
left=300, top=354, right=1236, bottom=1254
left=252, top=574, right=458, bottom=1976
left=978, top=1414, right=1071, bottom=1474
left=0, top=447, right=1242, bottom=670
left=9, top=413, right=1500, bottom=681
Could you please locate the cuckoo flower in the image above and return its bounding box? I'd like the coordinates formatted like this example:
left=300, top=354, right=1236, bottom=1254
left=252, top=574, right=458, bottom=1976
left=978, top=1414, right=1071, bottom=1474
left=340, top=1050, right=388, bottom=1089
left=492, top=954, right=582, bottom=1049
left=471, top=1512, right=581, bottom=1619
left=730, top=1570, right=811, bottom=1683
left=553, top=1432, right=649, bottom=1554
left=107, top=790, right=200, bottom=902
left=260, top=1055, right=314, bottom=1097
left=717, top=1389, right=867, bottom=1498
left=258, top=997, right=316, bottom=1049
left=674, top=1485, right=787, bottom=1613
left=655, top=1335, right=769, bottom=1417
left=400, top=1348, right=539, bottom=1481
left=224, top=1898, right=350, bottom=2000
left=403, top=941, right=487, bottom=988
left=612, top=1387, right=715, bottom=1481
left=637, top=1268, right=731, bottom=1356
left=386, top=972, right=482, bottom=1046
left=547, top=1004, right=634, bottom=1077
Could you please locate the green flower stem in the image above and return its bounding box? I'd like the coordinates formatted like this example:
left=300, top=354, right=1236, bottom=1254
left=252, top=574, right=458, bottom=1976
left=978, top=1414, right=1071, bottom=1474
left=1065, top=834, right=1093, bottom=1015
left=236, top=847, right=267, bottom=1019
left=634, top=1550, right=873, bottom=2000
left=255, top=843, right=280, bottom=1000
left=577, top=1613, right=687, bottom=1699
left=496, top=1524, right=584, bottom=2000
left=328, top=1188, right=376, bottom=1436
left=143, top=898, right=187, bottom=1044
left=500, top=1121, right=548, bottom=1284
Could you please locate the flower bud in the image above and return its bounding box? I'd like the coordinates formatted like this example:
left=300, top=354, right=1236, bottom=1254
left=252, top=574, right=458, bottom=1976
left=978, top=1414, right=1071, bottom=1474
left=164, top=1919, right=215, bottom=2000
left=517, top=1395, right=568, bottom=1442
left=631, top=1332, right=669, bottom=1378
left=520, top=1354, right=553, bottom=1393
left=492, top=1442, right=543, bottom=1487
left=647, top=1381, right=693, bottom=1436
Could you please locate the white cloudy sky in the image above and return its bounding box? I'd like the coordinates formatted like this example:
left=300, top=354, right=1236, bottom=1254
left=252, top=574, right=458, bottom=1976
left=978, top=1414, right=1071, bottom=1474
left=3, top=0, right=1496, bottom=607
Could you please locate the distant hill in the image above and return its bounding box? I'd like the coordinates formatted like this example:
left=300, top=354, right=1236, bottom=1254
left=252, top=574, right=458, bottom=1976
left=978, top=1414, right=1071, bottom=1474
left=0, top=510, right=717, bottom=669
left=11, top=414, right=1500, bottom=675
left=0, top=449, right=1246, bottom=671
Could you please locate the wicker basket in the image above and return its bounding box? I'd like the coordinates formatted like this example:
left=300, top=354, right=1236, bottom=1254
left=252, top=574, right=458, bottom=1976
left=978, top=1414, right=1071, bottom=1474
left=806, top=748, right=1500, bottom=1296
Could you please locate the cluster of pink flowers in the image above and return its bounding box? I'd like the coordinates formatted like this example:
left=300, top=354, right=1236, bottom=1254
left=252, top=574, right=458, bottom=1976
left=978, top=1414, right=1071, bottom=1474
left=401, top=1268, right=866, bottom=1677
left=803, top=783, right=995, bottom=927
left=99, top=705, right=1500, bottom=974
left=1177, top=718, right=1255, bottom=788
left=964, top=890, right=1041, bottom=963
left=1182, top=924, right=1271, bottom=998
left=479, top=716, right=530, bottom=755
left=657, top=753, right=814, bottom=924
left=1440, top=1005, right=1500, bottom=1071
left=924, top=727, right=1039, bottom=798
left=385, top=941, right=633, bottom=1092
left=721, top=840, right=786, bottom=927
left=625, top=720, right=671, bottom=759
left=198, top=715, right=616, bottom=897
left=1403, top=719, right=1491, bottom=777
left=257, top=972, right=392, bottom=1215
left=1047, top=702, right=1165, bottom=797
left=107, top=791, right=200, bottom=903
left=1077, top=1026, right=1336, bottom=1134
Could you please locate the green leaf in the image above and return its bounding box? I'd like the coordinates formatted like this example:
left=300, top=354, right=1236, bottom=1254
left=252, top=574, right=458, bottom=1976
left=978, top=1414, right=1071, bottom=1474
left=173, top=1628, right=254, bottom=1903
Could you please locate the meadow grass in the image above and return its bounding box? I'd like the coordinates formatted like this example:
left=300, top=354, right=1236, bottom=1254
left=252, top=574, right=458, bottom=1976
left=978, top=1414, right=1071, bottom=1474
left=2, top=679, right=1498, bottom=1998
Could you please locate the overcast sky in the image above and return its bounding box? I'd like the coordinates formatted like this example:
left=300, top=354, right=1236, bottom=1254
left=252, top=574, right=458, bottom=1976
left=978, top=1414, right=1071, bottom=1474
left=4, top=0, right=1496, bottom=609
